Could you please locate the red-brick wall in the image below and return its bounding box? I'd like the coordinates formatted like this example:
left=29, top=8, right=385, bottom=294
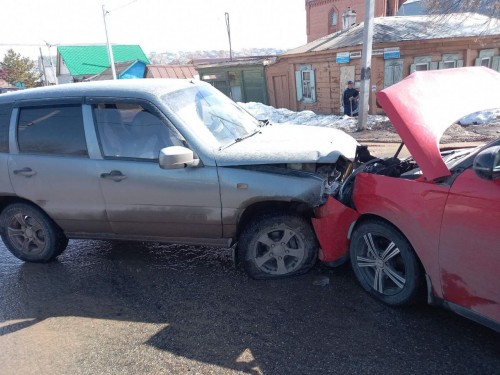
left=265, top=37, right=500, bottom=115
left=306, top=0, right=404, bottom=43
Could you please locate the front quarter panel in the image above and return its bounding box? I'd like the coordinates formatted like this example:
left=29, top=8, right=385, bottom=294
left=353, top=173, right=451, bottom=298
left=218, top=167, right=324, bottom=237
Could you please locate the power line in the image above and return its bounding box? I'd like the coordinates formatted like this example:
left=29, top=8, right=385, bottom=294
left=0, top=43, right=45, bottom=47
left=109, top=0, right=139, bottom=13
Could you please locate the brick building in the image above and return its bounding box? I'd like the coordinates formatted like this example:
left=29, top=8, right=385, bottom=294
left=266, top=13, right=500, bottom=115
left=305, top=0, right=406, bottom=42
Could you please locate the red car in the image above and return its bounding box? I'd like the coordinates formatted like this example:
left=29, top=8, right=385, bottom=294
left=313, top=67, right=500, bottom=331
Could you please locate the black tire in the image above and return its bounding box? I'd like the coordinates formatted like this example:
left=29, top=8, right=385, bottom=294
left=349, top=219, right=422, bottom=306
left=238, top=213, right=318, bottom=279
left=0, top=203, right=68, bottom=262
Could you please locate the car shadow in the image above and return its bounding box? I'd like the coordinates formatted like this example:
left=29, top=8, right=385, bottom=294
left=0, top=239, right=498, bottom=374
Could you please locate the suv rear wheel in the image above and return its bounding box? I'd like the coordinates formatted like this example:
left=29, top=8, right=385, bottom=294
left=238, top=213, right=317, bottom=279
left=0, top=203, right=69, bottom=262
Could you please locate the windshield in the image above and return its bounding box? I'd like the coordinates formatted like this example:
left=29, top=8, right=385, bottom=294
left=162, top=83, right=260, bottom=147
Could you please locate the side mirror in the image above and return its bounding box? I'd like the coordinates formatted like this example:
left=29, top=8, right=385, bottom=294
left=473, top=145, right=500, bottom=180
left=159, top=146, right=199, bottom=169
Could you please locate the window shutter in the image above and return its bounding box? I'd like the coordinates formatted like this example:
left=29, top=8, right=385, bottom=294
left=410, top=64, right=416, bottom=74
left=394, top=63, right=403, bottom=84
left=475, top=58, right=482, bottom=66
left=310, top=70, right=316, bottom=102
left=430, top=62, right=438, bottom=70
left=492, top=56, right=500, bottom=72
left=384, top=64, right=394, bottom=88
left=457, top=60, right=464, bottom=68
left=295, top=71, right=303, bottom=101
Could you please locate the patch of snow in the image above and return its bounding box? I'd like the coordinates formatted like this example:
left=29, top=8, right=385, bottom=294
left=458, top=109, right=500, bottom=125
left=241, top=101, right=499, bottom=130
left=240, top=102, right=390, bottom=131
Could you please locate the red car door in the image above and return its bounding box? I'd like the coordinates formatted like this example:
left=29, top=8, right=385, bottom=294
left=439, top=168, right=500, bottom=322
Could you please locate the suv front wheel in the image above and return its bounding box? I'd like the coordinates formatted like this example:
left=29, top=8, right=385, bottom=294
left=0, top=203, right=69, bottom=262
left=238, top=213, right=318, bottom=279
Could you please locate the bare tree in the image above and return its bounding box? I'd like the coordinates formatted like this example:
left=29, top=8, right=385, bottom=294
left=421, top=0, right=499, bottom=19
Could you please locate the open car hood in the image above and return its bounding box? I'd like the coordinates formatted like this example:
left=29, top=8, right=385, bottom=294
left=376, top=67, right=500, bottom=180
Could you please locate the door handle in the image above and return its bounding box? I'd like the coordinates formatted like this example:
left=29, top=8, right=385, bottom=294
left=13, top=167, right=37, bottom=177
left=100, top=170, right=127, bottom=182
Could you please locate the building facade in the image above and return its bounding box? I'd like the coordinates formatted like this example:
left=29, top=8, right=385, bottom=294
left=267, top=14, right=500, bottom=115
left=305, top=0, right=406, bottom=42
left=197, top=58, right=271, bottom=104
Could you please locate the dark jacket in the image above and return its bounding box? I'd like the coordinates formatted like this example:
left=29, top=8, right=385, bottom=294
left=343, top=87, right=359, bottom=116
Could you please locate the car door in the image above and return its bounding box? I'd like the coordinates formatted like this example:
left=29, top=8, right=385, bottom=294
left=439, top=166, right=500, bottom=322
left=88, top=99, right=223, bottom=240
left=8, top=100, right=110, bottom=234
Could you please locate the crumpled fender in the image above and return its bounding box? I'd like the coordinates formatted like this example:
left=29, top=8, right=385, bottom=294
left=312, top=196, right=360, bottom=262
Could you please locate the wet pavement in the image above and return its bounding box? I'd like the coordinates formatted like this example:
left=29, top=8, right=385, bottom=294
left=0, top=239, right=498, bottom=375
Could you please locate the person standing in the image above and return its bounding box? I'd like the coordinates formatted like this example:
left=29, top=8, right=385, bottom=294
left=343, top=80, right=359, bottom=116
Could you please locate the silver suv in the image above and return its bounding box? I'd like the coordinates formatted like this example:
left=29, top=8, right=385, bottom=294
left=0, top=79, right=358, bottom=279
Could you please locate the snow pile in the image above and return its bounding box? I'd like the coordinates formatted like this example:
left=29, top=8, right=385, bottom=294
left=240, top=102, right=389, bottom=131
left=240, top=102, right=499, bottom=130
left=458, top=109, right=500, bottom=125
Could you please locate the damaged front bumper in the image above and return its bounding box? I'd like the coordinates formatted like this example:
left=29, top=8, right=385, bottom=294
left=312, top=196, right=360, bottom=263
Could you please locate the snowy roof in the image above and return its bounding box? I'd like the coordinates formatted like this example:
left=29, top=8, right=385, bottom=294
left=195, top=57, right=275, bottom=69
left=285, top=13, right=500, bottom=55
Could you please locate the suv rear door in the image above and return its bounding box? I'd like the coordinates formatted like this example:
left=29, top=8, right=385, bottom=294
left=8, top=99, right=110, bottom=234
left=88, top=99, right=223, bottom=241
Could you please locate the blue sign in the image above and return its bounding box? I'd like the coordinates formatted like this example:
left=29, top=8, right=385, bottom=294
left=384, top=48, right=400, bottom=60
left=336, top=52, right=350, bottom=64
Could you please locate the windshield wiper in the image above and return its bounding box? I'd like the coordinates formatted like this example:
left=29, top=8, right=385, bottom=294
left=219, top=129, right=261, bottom=150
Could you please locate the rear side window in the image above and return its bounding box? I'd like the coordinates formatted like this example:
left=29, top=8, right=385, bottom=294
left=17, top=104, right=88, bottom=156
left=0, top=106, right=11, bottom=153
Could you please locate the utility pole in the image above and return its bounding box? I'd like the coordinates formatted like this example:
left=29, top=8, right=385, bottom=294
left=225, top=12, right=233, bottom=61
left=45, top=42, right=59, bottom=85
left=357, top=0, right=375, bottom=130
left=102, top=4, right=117, bottom=80
left=39, top=47, right=48, bottom=86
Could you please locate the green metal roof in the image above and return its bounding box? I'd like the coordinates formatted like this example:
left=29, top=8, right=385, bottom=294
left=57, top=45, right=150, bottom=76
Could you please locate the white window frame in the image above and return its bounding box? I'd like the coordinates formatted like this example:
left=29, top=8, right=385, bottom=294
left=410, top=56, right=438, bottom=74
left=415, top=63, right=429, bottom=71
left=295, top=66, right=316, bottom=103
left=480, top=57, right=491, bottom=67
left=301, top=71, right=313, bottom=100
left=439, top=54, right=463, bottom=70
left=442, top=61, right=456, bottom=69
left=476, top=49, right=497, bottom=69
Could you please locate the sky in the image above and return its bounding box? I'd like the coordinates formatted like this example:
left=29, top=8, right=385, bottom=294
left=1, top=0, right=307, bottom=60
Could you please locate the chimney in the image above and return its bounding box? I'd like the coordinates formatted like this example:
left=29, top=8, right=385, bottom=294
left=342, top=7, right=357, bottom=30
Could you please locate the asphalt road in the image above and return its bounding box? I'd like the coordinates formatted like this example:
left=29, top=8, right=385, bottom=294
left=0, top=239, right=498, bottom=375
